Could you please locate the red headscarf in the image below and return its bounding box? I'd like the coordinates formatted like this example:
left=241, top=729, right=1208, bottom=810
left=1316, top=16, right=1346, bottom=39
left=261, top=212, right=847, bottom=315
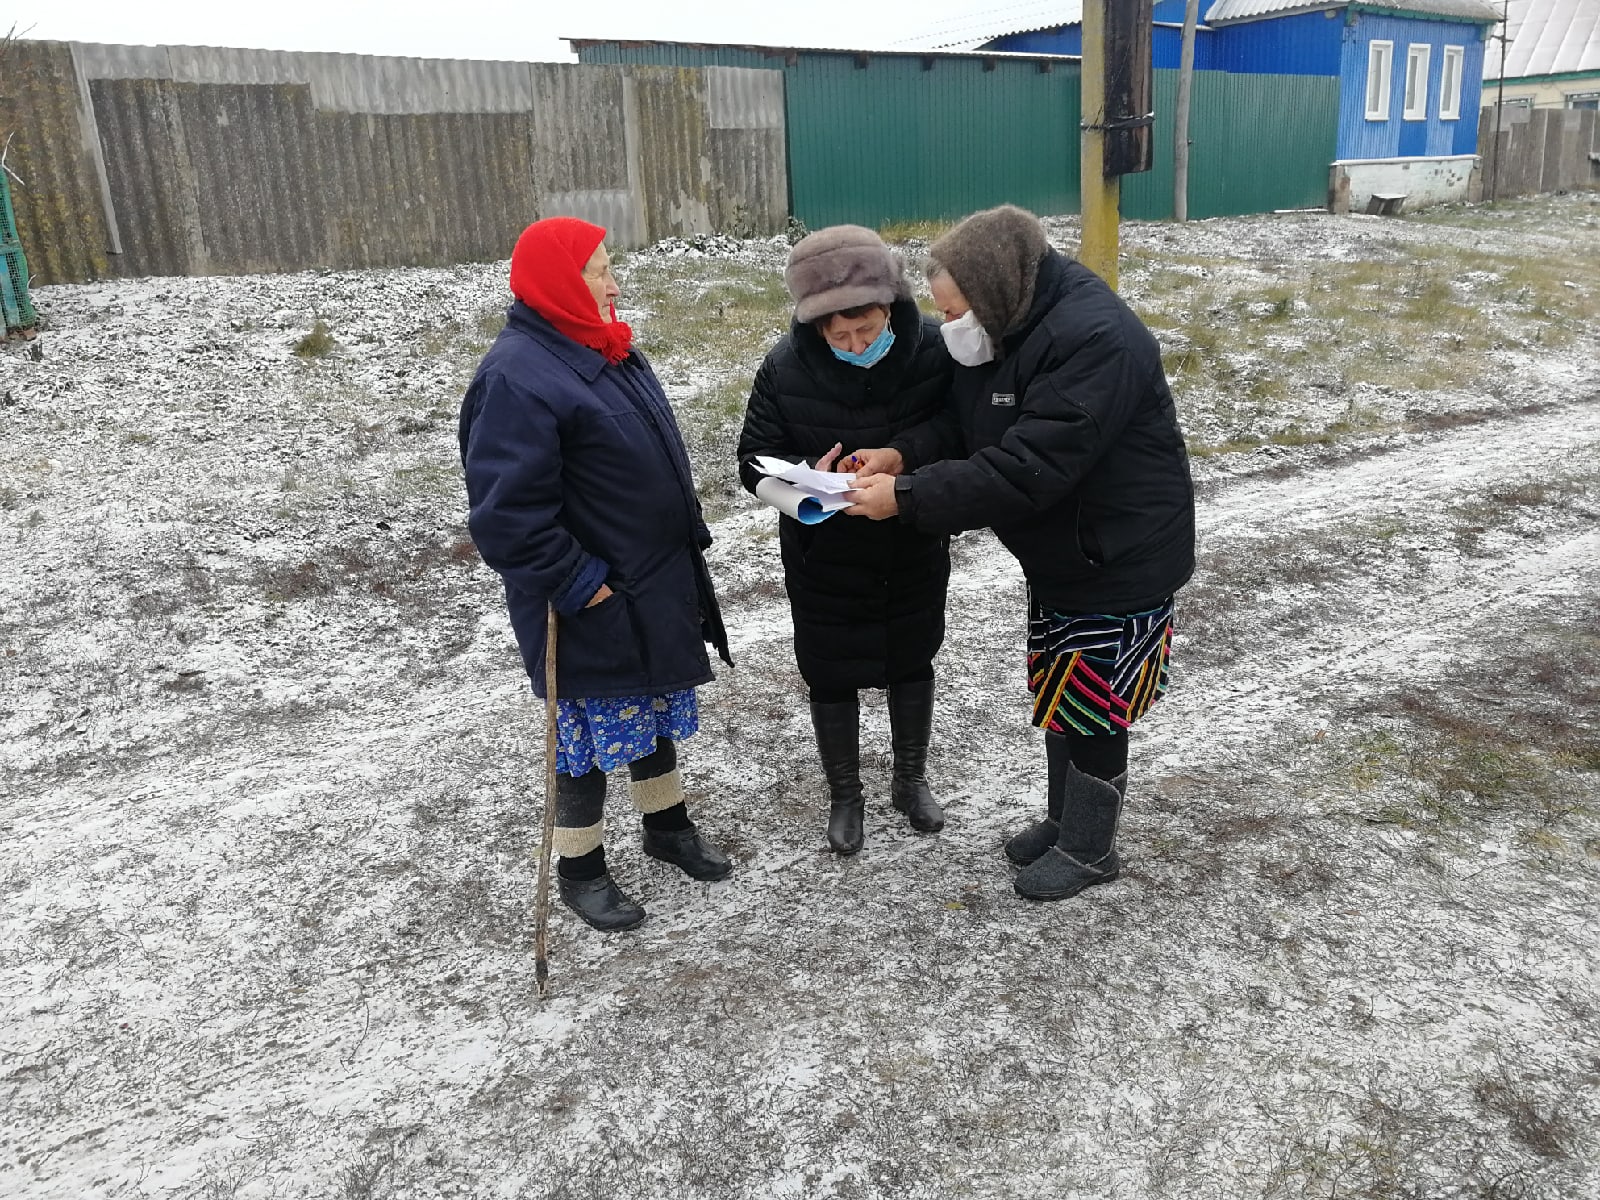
left=508, top=217, right=633, bottom=364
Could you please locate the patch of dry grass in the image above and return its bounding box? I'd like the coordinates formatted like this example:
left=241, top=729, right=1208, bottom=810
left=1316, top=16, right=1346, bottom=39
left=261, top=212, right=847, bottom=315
left=1342, top=613, right=1600, bottom=840
left=250, top=532, right=480, bottom=608
left=1128, top=210, right=1599, bottom=456
left=293, top=320, right=337, bottom=358
left=879, top=218, right=955, bottom=244
left=618, top=258, right=792, bottom=369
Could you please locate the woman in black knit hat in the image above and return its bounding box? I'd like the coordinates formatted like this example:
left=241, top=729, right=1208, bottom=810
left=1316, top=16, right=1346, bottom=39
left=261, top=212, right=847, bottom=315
left=737, top=225, right=954, bottom=855
left=843, top=205, right=1195, bottom=903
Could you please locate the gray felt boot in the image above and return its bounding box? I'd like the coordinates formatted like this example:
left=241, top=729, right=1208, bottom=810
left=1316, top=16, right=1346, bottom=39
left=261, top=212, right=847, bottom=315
left=1004, top=731, right=1071, bottom=866
left=1014, top=764, right=1128, bottom=901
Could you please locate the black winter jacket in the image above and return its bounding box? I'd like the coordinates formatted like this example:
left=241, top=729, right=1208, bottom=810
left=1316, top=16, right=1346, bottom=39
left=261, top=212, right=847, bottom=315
left=460, top=302, right=727, bottom=699
left=738, top=299, right=954, bottom=691
left=891, top=251, right=1194, bottom=614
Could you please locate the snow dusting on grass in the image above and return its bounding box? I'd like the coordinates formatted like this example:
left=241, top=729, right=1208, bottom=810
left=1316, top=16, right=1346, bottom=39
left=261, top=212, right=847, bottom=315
left=3, top=193, right=1599, bottom=1199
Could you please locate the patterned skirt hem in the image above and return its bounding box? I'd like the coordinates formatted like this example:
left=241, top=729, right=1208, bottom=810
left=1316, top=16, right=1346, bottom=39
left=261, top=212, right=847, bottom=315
left=1027, top=600, right=1174, bottom=735
left=554, top=689, right=699, bottom=776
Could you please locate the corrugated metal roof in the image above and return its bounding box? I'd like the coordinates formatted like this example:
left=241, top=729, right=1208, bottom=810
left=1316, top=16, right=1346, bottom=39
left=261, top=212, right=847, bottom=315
left=567, top=35, right=1079, bottom=62
left=891, top=1, right=1084, bottom=50
left=899, top=0, right=1497, bottom=47
left=1204, top=0, right=1498, bottom=23
left=1482, top=0, right=1600, bottom=81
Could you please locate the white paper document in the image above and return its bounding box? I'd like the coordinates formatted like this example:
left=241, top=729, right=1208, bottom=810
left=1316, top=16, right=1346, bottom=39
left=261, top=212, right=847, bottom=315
left=751, top=456, right=857, bottom=524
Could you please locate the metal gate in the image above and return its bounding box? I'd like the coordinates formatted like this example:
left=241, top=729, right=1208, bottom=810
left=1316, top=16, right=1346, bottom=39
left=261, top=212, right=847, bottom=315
left=1, top=171, right=36, bottom=332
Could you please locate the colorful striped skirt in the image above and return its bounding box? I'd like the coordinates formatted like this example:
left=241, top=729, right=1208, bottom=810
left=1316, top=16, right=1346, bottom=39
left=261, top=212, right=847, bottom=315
left=1027, top=597, right=1175, bottom=735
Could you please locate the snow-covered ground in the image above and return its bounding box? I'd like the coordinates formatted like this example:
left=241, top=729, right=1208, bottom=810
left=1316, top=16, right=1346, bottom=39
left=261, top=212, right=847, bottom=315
left=3, top=194, right=1598, bottom=1199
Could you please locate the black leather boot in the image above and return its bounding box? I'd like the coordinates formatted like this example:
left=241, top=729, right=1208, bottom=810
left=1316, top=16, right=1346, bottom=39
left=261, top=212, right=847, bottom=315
left=557, top=874, right=647, bottom=931
left=810, top=698, right=864, bottom=854
left=887, top=680, right=945, bottom=833
left=1014, top=764, right=1128, bottom=901
left=1005, top=731, right=1071, bottom=866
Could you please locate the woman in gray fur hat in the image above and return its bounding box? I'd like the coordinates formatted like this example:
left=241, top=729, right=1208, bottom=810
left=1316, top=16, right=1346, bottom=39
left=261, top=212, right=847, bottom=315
left=842, top=205, right=1195, bottom=902
left=736, top=225, right=955, bottom=855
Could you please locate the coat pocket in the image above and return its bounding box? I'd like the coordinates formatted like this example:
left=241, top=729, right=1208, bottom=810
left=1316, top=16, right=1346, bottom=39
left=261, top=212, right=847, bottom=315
left=1077, top=516, right=1107, bottom=567
left=559, top=590, right=647, bottom=686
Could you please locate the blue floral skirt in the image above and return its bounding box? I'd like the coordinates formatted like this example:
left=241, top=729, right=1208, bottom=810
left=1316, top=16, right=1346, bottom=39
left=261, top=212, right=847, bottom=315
left=553, top=689, right=699, bottom=776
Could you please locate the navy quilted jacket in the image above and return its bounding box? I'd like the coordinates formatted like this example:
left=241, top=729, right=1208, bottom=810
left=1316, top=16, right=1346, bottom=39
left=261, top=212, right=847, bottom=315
left=460, top=302, right=726, bottom=699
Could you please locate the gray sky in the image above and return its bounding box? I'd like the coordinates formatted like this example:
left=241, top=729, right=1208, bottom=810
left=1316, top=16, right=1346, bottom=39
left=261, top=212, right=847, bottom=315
left=11, top=1, right=1035, bottom=61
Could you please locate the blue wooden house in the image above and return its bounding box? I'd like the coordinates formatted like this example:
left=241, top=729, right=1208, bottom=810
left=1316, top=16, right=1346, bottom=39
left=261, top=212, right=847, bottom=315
left=921, top=0, right=1502, bottom=210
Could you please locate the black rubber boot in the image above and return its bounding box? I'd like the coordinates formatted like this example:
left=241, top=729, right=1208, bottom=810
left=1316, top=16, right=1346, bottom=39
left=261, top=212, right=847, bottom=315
left=557, top=874, right=647, bottom=932
left=810, top=698, right=864, bottom=855
left=1014, top=764, right=1128, bottom=901
left=642, top=825, right=734, bottom=881
left=887, top=680, right=945, bottom=833
left=1005, top=731, right=1070, bottom=866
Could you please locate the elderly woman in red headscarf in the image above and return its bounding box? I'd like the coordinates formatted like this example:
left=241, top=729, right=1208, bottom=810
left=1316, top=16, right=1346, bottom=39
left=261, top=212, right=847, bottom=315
left=459, top=217, right=734, bottom=933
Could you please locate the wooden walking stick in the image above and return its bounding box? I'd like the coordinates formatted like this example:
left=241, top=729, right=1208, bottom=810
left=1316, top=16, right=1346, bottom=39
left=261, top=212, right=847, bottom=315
left=533, top=602, right=559, bottom=998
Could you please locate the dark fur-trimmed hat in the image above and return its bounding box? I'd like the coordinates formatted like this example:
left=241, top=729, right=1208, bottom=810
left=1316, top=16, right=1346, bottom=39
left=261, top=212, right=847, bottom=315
left=927, top=205, right=1050, bottom=341
left=784, top=225, right=910, bottom=323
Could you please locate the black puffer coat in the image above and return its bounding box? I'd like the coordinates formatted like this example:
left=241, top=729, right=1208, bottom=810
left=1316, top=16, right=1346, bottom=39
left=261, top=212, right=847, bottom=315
left=738, top=299, right=954, bottom=692
left=891, top=251, right=1195, bottom=614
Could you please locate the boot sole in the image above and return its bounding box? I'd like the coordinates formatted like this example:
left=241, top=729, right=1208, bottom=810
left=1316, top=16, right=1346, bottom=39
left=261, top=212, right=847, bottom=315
left=1014, top=868, right=1120, bottom=903
left=1004, top=846, right=1045, bottom=868
left=561, top=901, right=647, bottom=932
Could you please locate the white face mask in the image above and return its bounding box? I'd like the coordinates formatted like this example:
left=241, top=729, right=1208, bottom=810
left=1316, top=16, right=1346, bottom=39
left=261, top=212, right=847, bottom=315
left=940, top=309, right=994, bottom=366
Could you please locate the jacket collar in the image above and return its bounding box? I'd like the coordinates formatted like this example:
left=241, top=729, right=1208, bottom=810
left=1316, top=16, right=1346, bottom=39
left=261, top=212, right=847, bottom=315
left=1003, top=249, right=1074, bottom=353
left=505, top=300, right=609, bottom=383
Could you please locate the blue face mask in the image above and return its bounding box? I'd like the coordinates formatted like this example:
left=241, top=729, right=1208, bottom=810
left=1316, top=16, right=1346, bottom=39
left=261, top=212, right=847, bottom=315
left=830, top=323, right=895, bottom=369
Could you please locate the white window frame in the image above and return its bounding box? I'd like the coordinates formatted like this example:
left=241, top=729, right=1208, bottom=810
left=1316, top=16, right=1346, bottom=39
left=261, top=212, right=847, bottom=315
left=1404, top=43, right=1431, bottom=121
left=1440, top=44, right=1464, bottom=120
left=1566, top=91, right=1600, bottom=110
left=1366, top=40, right=1394, bottom=120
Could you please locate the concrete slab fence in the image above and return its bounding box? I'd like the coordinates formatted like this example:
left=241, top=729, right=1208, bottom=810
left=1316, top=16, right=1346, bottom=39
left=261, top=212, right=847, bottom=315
left=0, top=42, right=788, bottom=284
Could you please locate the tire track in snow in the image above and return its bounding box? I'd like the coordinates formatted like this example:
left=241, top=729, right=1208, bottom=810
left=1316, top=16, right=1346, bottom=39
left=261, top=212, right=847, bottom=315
left=1155, top=395, right=1600, bottom=770
left=1195, top=394, right=1600, bottom=540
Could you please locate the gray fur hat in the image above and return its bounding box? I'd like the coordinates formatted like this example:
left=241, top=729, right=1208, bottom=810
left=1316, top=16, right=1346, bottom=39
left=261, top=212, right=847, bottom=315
left=927, top=205, right=1051, bottom=340
left=785, top=225, right=910, bottom=323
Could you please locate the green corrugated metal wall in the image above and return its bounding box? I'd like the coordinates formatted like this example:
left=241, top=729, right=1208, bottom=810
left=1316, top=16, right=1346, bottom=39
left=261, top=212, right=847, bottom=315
left=578, top=43, right=1082, bottom=228
left=1123, top=71, right=1338, bottom=220
left=785, top=57, right=1081, bottom=229
left=576, top=43, right=1340, bottom=227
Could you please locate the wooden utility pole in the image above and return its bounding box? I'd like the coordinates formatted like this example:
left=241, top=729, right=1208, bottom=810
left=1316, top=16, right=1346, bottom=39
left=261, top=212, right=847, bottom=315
left=1174, top=0, right=1201, bottom=222
left=1080, top=0, right=1121, bottom=287
left=1081, top=0, right=1154, bottom=289
left=1490, top=0, right=1509, bottom=204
